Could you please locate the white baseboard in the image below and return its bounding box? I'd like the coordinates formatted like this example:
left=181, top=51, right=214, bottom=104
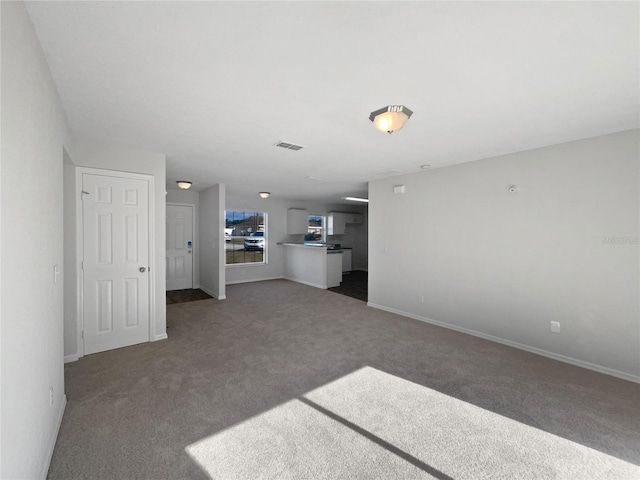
left=40, top=394, right=66, bottom=479
left=226, top=276, right=284, bottom=286
left=283, top=276, right=327, bottom=290
left=64, top=354, right=79, bottom=363
left=153, top=333, right=168, bottom=342
left=199, top=285, right=215, bottom=298
left=367, top=302, right=640, bottom=384
left=199, top=285, right=225, bottom=300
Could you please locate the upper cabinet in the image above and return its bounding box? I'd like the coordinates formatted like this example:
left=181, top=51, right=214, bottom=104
left=287, top=208, right=309, bottom=235
left=328, top=211, right=365, bottom=235
left=327, top=212, right=346, bottom=235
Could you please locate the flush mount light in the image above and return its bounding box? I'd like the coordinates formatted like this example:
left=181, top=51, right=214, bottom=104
left=344, top=196, right=369, bottom=203
left=176, top=181, right=192, bottom=190
left=259, top=192, right=270, bottom=199
left=369, top=105, right=413, bottom=134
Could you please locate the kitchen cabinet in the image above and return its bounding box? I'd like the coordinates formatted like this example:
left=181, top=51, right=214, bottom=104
left=287, top=208, right=308, bottom=235
left=327, top=252, right=342, bottom=288
left=327, top=212, right=346, bottom=235
left=341, top=249, right=352, bottom=273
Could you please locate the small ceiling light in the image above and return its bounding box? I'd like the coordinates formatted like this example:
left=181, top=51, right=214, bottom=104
left=345, top=196, right=369, bottom=203
left=420, top=164, right=431, bottom=170
left=176, top=181, right=192, bottom=190
left=369, top=105, right=413, bottom=134
left=259, top=192, right=270, bottom=199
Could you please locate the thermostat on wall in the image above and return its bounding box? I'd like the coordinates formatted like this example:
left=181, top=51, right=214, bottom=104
left=393, top=185, right=406, bottom=194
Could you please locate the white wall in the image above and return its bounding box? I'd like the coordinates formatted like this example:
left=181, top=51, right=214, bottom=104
left=63, top=162, right=78, bottom=360
left=63, top=140, right=168, bottom=351
left=1, top=2, right=70, bottom=477
left=369, top=130, right=640, bottom=381
left=225, top=193, right=368, bottom=285
left=200, top=184, right=225, bottom=299
left=166, top=188, right=200, bottom=288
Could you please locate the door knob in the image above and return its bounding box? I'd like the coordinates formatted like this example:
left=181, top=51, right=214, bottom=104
left=139, top=267, right=146, bottom=273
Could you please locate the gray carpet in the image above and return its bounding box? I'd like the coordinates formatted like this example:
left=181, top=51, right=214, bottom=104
left=49, top=279, right=640, bottom=479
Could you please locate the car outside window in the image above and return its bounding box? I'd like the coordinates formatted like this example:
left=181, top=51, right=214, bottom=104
left=225, top=210, right=267, bottom=265
left=305, top=215, right=325, bottom=242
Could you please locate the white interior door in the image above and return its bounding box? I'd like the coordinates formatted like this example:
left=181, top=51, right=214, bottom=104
left=82, top=173, right=150, bottom=355
left=166, top=205, right=194, bottom=290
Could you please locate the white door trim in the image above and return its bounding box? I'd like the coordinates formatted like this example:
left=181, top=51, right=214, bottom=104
left=166, top=202, right=197, bottom=289
left=75, top=166, right=156, bottom=358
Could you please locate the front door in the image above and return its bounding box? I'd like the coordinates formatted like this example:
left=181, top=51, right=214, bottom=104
left=82, top=172, right=150, bottom=355
left=166, top=204, right=194, bottom=290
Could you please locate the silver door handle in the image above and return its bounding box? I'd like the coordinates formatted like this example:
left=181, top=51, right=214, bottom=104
left=139, top=267, right=146, bottom=273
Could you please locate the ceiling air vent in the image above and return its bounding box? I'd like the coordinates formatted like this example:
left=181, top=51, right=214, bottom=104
left=275, top=141, right=304, bottom=151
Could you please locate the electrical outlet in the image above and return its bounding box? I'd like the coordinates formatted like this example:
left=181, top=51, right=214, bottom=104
left=49, top=386, right=54, bottom=407
left=550, top=321, right=561, bottom=333
left=418, top=295, right=424, bottom=304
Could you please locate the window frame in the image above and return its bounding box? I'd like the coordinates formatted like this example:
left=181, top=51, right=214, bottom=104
left=305, top=214, right=326, bottom=243
left=224, top=210, right=268, bottom=267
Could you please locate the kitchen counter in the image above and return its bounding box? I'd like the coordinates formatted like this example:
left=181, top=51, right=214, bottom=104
left=280, top=243, right=342, bottom=289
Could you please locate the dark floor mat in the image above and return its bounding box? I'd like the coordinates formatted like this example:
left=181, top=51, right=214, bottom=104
left=166, top=288, right=213, bottom=304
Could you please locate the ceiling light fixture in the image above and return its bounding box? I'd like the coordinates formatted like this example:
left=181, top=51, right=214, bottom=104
left=369, top=105, right=413, bottom=134
left=259, top=192, right=270, bottom=199
left=176, top=181, right=192, bottom=189
left=344, top=196, right=369, bottom=203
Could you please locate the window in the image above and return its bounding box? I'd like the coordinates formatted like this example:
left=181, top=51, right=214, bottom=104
left=305, top=214, right=325, bottom=243
left=225, top=210, right=267, bottom=265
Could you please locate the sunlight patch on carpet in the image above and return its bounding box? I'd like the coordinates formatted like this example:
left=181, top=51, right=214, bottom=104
left=186, top=367, right=639, bottom=479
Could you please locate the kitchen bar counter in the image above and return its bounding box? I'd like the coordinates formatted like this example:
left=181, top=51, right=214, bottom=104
left=280, top=243, right=342, bottom=289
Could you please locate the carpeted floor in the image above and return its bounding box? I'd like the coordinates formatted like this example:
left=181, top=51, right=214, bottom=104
left=49, top=280, right=640, bottom=479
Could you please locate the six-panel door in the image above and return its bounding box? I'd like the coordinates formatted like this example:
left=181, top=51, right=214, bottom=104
left=82, top=173, right=150, bottom=355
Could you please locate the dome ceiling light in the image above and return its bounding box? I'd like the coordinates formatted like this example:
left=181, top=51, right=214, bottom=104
left=369, top=105, right=413, bottom=134
left=176, top=181, right=192, bottom=189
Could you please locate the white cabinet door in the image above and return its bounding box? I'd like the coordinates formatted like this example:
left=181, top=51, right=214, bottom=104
left=287, top=209, right=308, bottom=234
left=82, top=173, right=150, bottom=355
left=328, top=212, right=346, bottom=235
left=341, top=249, right=352, bottom=272
left=166, top=204, right=193, bottom=291
left=327, top=253, right=342, bottom=288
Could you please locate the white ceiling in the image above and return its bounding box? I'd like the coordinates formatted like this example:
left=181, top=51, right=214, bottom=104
left=26, top=1, right=639, bottom=203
